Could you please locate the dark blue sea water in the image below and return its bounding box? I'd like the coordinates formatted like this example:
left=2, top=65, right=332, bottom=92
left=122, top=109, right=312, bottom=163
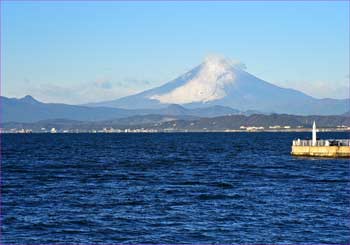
left=1, top=132, right=350, bottom=244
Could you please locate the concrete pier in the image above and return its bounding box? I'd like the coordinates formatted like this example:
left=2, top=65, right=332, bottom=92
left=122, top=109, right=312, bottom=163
left=291, top=144, right=350, bottom=158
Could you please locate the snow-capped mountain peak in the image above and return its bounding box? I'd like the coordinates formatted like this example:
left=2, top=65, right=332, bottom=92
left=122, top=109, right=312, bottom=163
left=150, top=56, right=237, bottom=104
left=86, top=55, right=348, bottom=115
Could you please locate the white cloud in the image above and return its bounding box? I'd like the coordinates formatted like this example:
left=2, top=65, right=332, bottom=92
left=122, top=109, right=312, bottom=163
left=204, top=54, right=247, bottom=70
left=24, top=78, right=153, bottom=104
left=278, top=79, right=349, bottom=99
left=93, top=77, right=113, bottom=89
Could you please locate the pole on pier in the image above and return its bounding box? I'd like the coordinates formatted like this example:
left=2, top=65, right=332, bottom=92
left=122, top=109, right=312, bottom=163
left=312, top=121, right=317, bottom=146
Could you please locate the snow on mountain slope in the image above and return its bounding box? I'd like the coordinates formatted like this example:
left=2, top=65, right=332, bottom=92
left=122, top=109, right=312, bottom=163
left=150, top=56, right=236, bottom=104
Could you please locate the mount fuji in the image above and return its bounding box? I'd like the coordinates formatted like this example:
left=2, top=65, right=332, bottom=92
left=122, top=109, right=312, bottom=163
left=88, top=56, right=348, bottom=115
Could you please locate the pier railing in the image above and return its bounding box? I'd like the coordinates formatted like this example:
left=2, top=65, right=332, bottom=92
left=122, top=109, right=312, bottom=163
left=293, top=139, right=350, bottom=147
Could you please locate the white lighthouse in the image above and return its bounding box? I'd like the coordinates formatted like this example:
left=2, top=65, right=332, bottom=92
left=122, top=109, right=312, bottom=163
left=292, top=120, right=350, bottom=157
left=312, top=121, right=317, bottom=146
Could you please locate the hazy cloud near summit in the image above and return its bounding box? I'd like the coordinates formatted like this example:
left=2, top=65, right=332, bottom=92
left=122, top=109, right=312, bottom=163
left=203, top=54, right=247, bottom=70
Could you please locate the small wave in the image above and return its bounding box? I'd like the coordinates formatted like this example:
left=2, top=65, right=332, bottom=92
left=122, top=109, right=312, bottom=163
left=197, top=193, right=231, bottom=200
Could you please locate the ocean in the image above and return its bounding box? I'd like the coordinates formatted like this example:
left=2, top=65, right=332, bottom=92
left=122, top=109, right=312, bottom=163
left=2, top=132, right=350, bottom=243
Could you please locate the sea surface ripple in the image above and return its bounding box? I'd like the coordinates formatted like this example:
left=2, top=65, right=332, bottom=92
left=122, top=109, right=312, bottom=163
left=2, top=132, right=350, bottom=243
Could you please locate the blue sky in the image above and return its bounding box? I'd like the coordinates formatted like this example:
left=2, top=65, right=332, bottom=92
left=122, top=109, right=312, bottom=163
left=2, top=1, right=349, bottom=104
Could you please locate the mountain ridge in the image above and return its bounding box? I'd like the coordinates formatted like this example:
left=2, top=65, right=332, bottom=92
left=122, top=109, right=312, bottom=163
left=1, top=95, right=243, bottom=123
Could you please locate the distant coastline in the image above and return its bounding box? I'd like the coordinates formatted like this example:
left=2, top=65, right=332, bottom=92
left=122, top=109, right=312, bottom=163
left=2, top=111, right=349, bottom=134
left=2, top=127, right=349, bottom=134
